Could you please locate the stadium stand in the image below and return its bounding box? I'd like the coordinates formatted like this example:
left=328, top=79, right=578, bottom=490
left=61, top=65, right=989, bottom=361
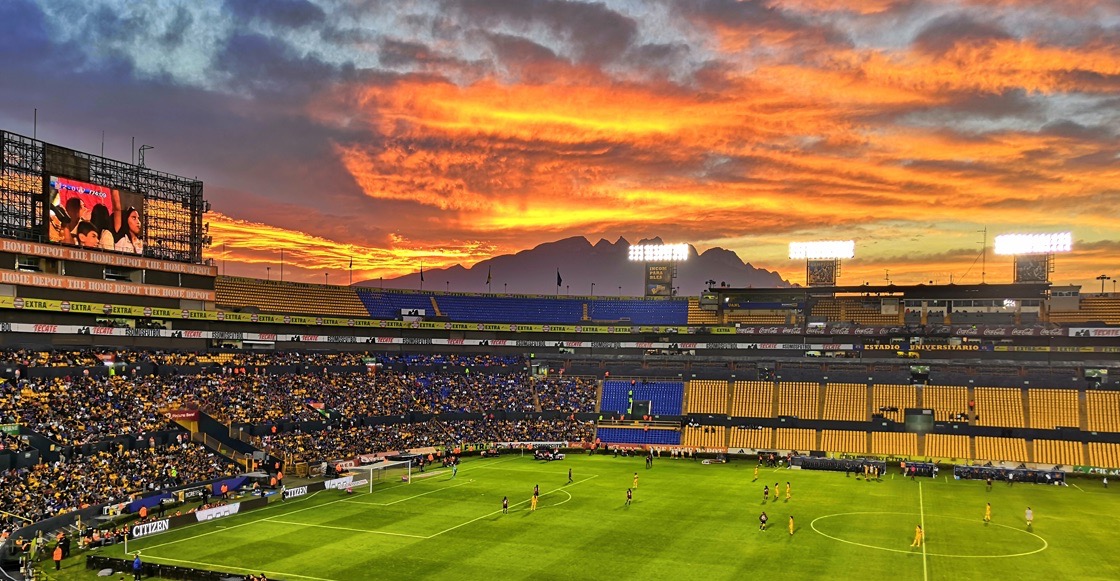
left=682, top=426, right=727, bottom=448
left=975, top=436, right=1028, bottom=464
left=821, top=383, right=867, bottom=421
left=1088, top=442, right=1120, bottom=469
left=685, top=380, right=729, bottom=414
left=595, top=427, right=681, bottom=446
left=871, top=384, right=916, bottom=422
left=776, top=382, right=820, bottom=420
left=215, top=277, right=369, bottom=317
left=1048, top=296, right=1120, bottom=325
left=730, top=381, right=774, bottom=418
left=1033, top=439, right=1084, bottom=466
left=922, top=385, right=969, bottom=422
left=686, top=298, right=720, bottom=325
left=925, top=434, right=970, bottom=461
left=973, top=387, right=1025, bottom=428
left=871, top=432, right=917, bottom=457
left=600, top=380, right=684, bottom=416
left=729, top=427, right=773, bottom=450
left=1086, top=391, right=1120, bottom=432
left=1027, top=389, right=1081, bottom=429
left=810, top=297, right=900, bottom=325
left=774, top=428, right=814, bottom=452
left=821, top=429, right=866, bottom=455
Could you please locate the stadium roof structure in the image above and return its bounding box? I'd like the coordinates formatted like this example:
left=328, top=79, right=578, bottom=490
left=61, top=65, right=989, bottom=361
left=714, top=282, right=1051, bottom=301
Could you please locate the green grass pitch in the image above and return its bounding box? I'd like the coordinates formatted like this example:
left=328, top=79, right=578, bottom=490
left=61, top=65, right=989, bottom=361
left=57, top=454, right=1120, bottom=580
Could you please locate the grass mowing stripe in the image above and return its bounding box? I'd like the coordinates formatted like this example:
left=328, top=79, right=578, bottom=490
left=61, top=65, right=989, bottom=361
left=342, top=479, right=474, bottom=506
left=143, top=555, right=340, bottom=581
left=265, top=519, right=429, bottom=538
left=428, top=475, right=599, bottom=539
left=920, top=482, right=928, bottom=581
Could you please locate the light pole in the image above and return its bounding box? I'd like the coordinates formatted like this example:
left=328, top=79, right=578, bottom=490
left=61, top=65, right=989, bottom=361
left=618, top=285, right=622, bottom=296
left=504, top=283, right=507, bottom=294
left=591, top=282, right=595, bottom=296
left=445, top=281, right=450, bottom=292
left=266, top=266, right=270, bottom=281
left=1097, top=274, right=1110, bottom=295
left=324, top=272, right=329, bottom=285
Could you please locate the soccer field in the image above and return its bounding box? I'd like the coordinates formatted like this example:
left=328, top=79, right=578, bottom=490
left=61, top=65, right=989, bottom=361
left=77, top=454, right=1120, bottom=580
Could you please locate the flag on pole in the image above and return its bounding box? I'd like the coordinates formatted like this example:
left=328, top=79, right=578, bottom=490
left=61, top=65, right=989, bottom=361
left=420, top=263, right=425, bottom=282
left=556, top=269, right=563, bottom=287
left=349, top=256, right=353, bottom=269
left=486, top=266, right=492, bottom=285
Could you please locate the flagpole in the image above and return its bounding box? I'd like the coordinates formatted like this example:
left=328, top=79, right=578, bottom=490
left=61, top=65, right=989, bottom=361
left=280, top=248, right=284, bottom=282
left=349, top=256, right=353, bottom=286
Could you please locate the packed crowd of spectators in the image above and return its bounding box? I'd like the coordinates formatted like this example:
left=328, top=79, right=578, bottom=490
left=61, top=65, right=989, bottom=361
left=533, top=376, right=597, bottom=413
left=0, top=440, right=237, bottom=527
left=261, top=418, right=595, bottom=463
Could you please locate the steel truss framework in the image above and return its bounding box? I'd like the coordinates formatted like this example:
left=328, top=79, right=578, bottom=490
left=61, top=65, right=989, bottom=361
left=0, top=130, right=209, bottom=264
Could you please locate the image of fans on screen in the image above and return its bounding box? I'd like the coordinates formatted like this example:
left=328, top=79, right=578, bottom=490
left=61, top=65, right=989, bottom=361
left=48, top=176, right=144, bottom=255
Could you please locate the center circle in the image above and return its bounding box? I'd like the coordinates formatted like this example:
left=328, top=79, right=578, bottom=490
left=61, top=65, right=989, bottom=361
left=810, top=511, right=1048, bottom=558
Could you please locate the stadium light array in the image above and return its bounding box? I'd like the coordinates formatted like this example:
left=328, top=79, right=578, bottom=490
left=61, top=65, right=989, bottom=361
left=993, top=232, right=1072, bottom=256
left=628, top=243, right=690, bottom=262
left=788, top=240, right=855, bottom=260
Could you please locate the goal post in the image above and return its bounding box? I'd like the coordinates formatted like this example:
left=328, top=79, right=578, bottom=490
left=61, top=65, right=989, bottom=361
left=353, top=460, right=413, bottom=493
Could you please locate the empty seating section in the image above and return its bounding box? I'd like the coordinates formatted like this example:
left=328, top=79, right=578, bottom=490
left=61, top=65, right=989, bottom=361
left=1048, top=296, right=1120, bottom=325
left=356, top=290, right=688, bottom=324
left=723, top=311, right=787, bottom=324
left=922, top=386, right=968, bottom=421
left=595, top=427, right=681, bottom=446
left=873, top=384, right=916, bottom=422
left=974, top=388, right=1024, bottom=428
left=871, top=432, right=917, bottom=457
left=811, top=298, right=899, bottom=325
left=682, top=426, right=727, bottom=448
left=925, top=434, right=970, bottom=460
left=822, top=383, right=867, bottom=421
left=685, top=380, right=728, bottom=414
left=686, top=298, right=720, bottom=325
left=775, top=428, right=814, bottom=452
left=776, top=382, right=819, bottom=419
left=1033, top=439, right=1083, bottom=466
left=1027, top=389, right=1080, bottom=429
left=599, top=380, right=684, bottom=416
left=975, top=436, right=1028, bottom=463
left=731, top=382, right=774, bottom=418
left=1088, top=442, right=1120, bottom=468
left=822, top=429, right=866, bottom=454
left=1086, top=392, right=1120, bottom=432
left=588, top=299, right=688, bottom=325
left=729, top=427, right=773, bottom=450
left=215, top=276, right=369, bottom=317
left=357, top=290, right=433, bottom=319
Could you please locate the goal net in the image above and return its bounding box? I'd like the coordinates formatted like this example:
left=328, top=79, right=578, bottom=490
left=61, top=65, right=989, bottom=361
left=352, top=460, right=414, bottom=493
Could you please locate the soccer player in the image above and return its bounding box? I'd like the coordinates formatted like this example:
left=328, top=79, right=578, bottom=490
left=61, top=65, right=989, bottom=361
left=534, top=484, right=540, bottom=496
left=633, top=473, right=639, bottom=489
left=502, top=496, right=509, bottom=514
left=789, top=515, right=795, bottom=536
left=984, top=502, right=991, bottom=523
left=452, top=462, right=457, bottom=479
left=910, top=525, right=923, bottom=548
left=785, top=482, right=791, bottom=501
left=568, top=468, right=573, bottom=484
left=626, top=488, right=632, bottom=506
left=774, top=483, right=780, bottom=501
left=754, top=464, right=759, bottom=481
left=986, top=476, right=993, bottom=491
left=531, top=490, right=539, bottom=511
left=1025, top=507, right=1033, bottom=527
left=763, top=485, right=769, bottom=501
left=759, top=511, right=768, bottom=531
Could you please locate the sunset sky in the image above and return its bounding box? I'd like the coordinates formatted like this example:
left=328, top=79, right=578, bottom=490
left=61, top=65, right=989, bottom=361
left=1, top=0, right=1117, bottom=290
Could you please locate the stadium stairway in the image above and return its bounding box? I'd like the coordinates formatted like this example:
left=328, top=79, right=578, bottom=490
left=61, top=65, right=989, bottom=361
left=769, top=382, right=780, bottom=418
left=1021, top=389, right=1032, bottom=432
left=1026, top=439, right=1035, bottom=464
left=429, top=296, right=443, bottom=317
left=1078, top=391, right=1089, bottom=430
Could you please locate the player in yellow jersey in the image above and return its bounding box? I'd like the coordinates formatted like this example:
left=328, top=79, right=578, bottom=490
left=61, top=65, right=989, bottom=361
left=754, top=464, right=759, bottom=481
left=530, top=489, right=538, bottom=511
left=984, top=502, right=991, bottom=523
left=910, top=525, right=923, bottom=548
left=633, top=472, right=639, bottom=489
left=785, top=482, right=791, bottom=501
left=788, top=516, right=795, bottom=536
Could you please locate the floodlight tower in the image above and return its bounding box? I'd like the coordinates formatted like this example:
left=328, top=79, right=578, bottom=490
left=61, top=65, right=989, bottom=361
left=789, top=240, right=855, bottom=286
left=628, top=243, right=689, bottom=297
left=993, top=232, right=1072, bottom=283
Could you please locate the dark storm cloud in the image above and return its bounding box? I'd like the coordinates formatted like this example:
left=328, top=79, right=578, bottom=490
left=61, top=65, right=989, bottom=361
left=224, top=0, right=326, bottom=29
left=912, top=14, right=1015, bottom=54
left=452, top=0, right=639, bottom=65
left=215, top=32, right=341, bottom=97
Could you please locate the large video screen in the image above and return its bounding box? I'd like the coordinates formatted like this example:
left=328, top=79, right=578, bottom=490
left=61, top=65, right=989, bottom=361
left=48, top=175, right=145, bottom=255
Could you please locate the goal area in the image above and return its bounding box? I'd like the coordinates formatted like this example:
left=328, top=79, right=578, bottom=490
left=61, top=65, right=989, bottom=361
left=352, top=460, right=414, bottom=493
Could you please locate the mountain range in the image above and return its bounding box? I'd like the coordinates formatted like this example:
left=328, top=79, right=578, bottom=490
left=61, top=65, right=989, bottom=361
left=356, top=237, right=790, bottom=296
